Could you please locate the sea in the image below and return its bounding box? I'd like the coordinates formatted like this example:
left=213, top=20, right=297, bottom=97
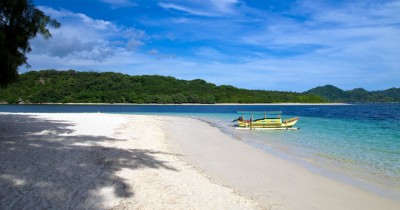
left=1, top=103, right=399, bottom=199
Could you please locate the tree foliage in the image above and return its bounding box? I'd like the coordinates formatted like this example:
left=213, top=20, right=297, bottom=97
left=0, top=70, right=327, bottom=104
left=305, top=85, right=400, bottom=102
left=0, top=0, right=60, bottom=87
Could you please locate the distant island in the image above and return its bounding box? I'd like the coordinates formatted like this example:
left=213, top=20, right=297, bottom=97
left=305, top=85, right=400, bottom=103
left=0, top=70, right=398, bottom=104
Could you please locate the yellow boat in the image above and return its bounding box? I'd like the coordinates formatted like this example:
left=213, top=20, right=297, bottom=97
left=232, top=111, right=300, bottom=130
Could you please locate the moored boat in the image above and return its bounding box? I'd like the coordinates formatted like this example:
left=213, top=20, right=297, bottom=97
left=232, top=111, right=300, bottom=130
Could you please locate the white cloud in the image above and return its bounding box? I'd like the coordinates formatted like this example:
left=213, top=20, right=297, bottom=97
left=123, top=28, right=146, bottom=51
left=194, top=47, right=223, bottom=58
left=295, top=0, right=400, bottom=27
left=29, top=7, right=146, bottom=61
left=24, top=7, right=178, bottom=75
left=212, top=0, right=239, bottom=13
left=146, top=49, right=176, bottom=60
left=125, top=39, right=144, bottom=51
left=100, top=0, right=136, bottom=8
left=159, top=3, right=218, bottom=17
left=32, top=35, right=99, bottom=58
left=159, top=0, right=239, bottom=17
left=38, top=7, right=119, bottom=41
left=147, top=49, right=158, bottom=55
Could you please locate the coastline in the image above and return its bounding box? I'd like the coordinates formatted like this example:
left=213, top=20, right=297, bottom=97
left=163, top=116, right=400, bottom=210
left=1, top=102, right=351, bottom=106
left=1, top=113, right=398, bottom=209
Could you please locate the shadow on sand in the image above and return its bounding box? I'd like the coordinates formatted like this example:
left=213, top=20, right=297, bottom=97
left=0, top=114, right=178, bottom=209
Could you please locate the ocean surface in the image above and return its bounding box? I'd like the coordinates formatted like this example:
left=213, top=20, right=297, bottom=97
left=1, top=103, right=399, bottom=198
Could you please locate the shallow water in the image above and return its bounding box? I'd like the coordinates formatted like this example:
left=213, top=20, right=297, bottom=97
left=195, top=105, right=400, bottom=199
left=1, top=103, right=399, bottom=198
left=212, top=115, right=400, bottom=199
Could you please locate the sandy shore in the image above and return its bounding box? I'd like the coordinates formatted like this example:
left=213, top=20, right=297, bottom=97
left=1, top=113, right=399, bottom=209
left=0, top=113, right=258, bottom=210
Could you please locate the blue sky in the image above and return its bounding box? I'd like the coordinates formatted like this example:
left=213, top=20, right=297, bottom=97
left=25, top=0, right=400, bottom=91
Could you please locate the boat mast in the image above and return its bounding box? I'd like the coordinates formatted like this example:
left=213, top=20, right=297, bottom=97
left=250, top=113, right=253, bottom=129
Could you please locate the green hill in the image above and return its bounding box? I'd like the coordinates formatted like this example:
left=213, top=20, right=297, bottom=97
left=304, top=85, right=346, bottom=102
left=305, top=85, right=400, bottom=102
left=0, top=70, right=325, bottom=104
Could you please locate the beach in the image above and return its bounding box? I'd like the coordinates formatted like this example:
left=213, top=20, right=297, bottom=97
left=1, top=113, right=399, bottom=209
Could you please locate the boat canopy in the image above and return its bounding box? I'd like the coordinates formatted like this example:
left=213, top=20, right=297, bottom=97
left=237, top=111, right=282, bottom=115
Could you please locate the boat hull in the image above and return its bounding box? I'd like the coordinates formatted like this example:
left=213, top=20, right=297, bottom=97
left=236, top=117, right=300, bottom=129
left=235, top=127, right=299, bottom=130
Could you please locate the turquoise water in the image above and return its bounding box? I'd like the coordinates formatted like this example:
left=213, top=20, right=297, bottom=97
left=195, top=112, right=400, bottom=198
left=1, top=104, right=399, bottom=198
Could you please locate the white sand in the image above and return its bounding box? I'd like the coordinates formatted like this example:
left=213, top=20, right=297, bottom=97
left=0, top=113, right=258, bottom=210
left=1, top=113, right=399, bottom=210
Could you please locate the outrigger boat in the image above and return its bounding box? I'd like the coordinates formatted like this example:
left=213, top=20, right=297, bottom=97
left=232, top=111, right=300, bottom=130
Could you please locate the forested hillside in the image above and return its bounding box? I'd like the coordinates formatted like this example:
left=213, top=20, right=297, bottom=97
left=305, top=85, right=400, bottom=102
left=0, top=70, right=325, bottom=104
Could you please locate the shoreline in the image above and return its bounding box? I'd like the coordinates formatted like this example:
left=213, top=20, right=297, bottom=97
left=224, top=122, right=400, bottom=200
left=1, top=102, right=351, bottom=106
left=202, top=114, right=400, bottom=200
left=162, top=116, right=400, bottom=209
left=1, top=113, right=399, bottom=209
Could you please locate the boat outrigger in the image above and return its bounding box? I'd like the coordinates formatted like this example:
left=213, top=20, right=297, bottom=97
left=232, top=111, right=300, bottom=130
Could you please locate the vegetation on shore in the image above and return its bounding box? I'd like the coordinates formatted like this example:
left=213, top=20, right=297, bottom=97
left=0, top=70, right=325, bottom=104
left=1, top=70, right=397, bottom=104
left=305, top=85, right=400, bottom=103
